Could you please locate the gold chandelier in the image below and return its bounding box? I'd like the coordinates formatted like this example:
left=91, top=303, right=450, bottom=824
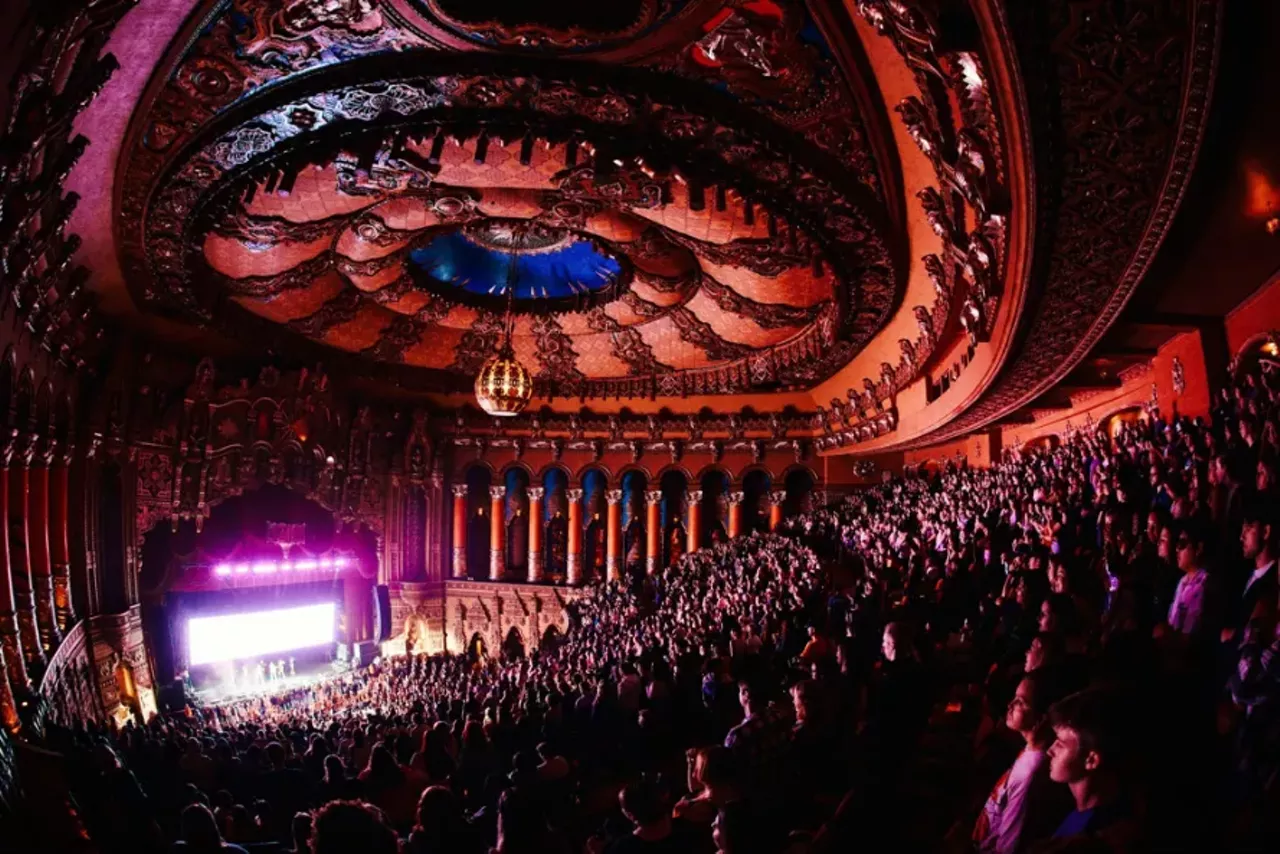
left=475, top=223, right=534, bottom=417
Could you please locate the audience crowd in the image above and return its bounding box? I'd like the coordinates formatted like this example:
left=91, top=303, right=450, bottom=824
left=43, top=360, right=1280, bottom=853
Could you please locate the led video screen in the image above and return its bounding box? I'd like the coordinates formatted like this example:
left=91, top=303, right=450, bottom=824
left=187, top=602, right=336, bottom=666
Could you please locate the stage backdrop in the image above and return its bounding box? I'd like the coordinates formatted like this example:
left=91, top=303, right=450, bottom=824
left=140, top=485, right=378, bottom=683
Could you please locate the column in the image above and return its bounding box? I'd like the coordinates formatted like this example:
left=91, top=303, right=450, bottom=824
left=489, top=486, right=506, bottom=581
left=645, top=491, right=662, bottom=574
left=0, top=464, right=27, bottom=720
left=28, top=458, right=61, bottom=650
left=686, top=490, right=702, bottom=554
left=49, top=453, right=75, bottom=631
left=527, top=487, right=544, bottom=583
left=605, top=490, right=623, bottom=583
left=768, top=491, right=786, bottom=531
left=566, top=488, right=584, bottom=585
left=9, top=462, right=44, bottom=670
left=727, top=491, right=744, bottom=539
left=451, top=484, right=468, bottom=579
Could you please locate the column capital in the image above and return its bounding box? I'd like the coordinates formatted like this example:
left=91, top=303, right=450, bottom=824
left=727, top=491, right=745, bottom=505
left=452, top=483, right=469, bottom=499
left=489, top=485, right=506, bottom=501
left=527, top=487, right=545, bottom=500
left=688, top=489, right=703, bottom=502
left=606, top=489, right=623, bottom=505
left=645, top=490, right=663, bottom=505
left=769, top=490, right=787, bottom=505
left=566, top=488, right=584, bottom=502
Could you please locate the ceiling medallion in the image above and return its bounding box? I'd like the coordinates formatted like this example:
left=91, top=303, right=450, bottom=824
left=407, top=218, right=630, bottom=313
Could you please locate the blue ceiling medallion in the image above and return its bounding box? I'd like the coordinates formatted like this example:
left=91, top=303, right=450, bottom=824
left=407, top=218, right=630, bottom=312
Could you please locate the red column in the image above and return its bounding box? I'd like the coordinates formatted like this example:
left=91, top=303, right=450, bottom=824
left=566, top=488, right=583, bottom=584
left=8, top=463, right=44, bottom=670
left=0, top=465, right=26, bottom=728
left=28, top=460, right=61, bottom=650
left=645, top=491, right=661, bottom=574
left=451, top=484, right=468, bottom=579
left=605, top=490, right=623, bottom=583
left=489, top=486, right=506, bottom=580
left=49, top=456, right=74, bottom=631
left=527, top=487, right=544, bottom=582
left=768, top=490, right=785, bottom=531
left=686, top=490, right=702, bottom=554
left=727, top=491, right=744, bottom=538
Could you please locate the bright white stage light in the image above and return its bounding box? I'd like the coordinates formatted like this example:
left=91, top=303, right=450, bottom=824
left=295, top=559, right=317, bottom=571
left=214, top=564, right=232, bottom=577
left=187, top=602, right=336, bottom=666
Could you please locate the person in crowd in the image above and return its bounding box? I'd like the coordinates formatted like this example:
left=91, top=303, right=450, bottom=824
left=1165, top=520, right=1223, bottom=639
left=310, top=800, right=400, bottom=854
left=173, top=803, right=250, bottom=854
left=972, top=671, right=1071, bottom=853
left=1045, top=688, right=1136, bottom=842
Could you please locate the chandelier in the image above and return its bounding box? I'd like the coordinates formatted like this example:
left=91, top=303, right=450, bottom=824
left=475, top=222, right=535, bottom=417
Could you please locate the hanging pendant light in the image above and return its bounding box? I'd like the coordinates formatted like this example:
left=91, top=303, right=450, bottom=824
left=475, top=222, right=534, bottom=417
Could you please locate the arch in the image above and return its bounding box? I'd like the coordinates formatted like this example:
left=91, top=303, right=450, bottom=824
left=699, top=468, right=731, bottom=546
left=581, top=468, right=608, bottom=581
left=734, top=463, right=774, bottom=487
left=467, top=632, right=488, bottom=661
left=498, top=460, right=536, bottom=480
left=619, top=468, right=649, bottom=576
left=783, top=467, right=817, bottom=519
left=652, top=463, right=694, bottom=484
left=614, top=463, right=654, bottom=483
left=659, top=468, right=690, bottom=569
left=779, top=463, right=820, bottom=485
left=541, top=467, right=570, bottom=582
left=502, top=625, right=525, bottom=660
left=460, top=459, right=497, bottom=479
left=536, top=461, right=574, bottom=482
left=694, top=463, right=733, bottom=484
left=504, top=466, right=531, bottom=577
left=465, top=466, right=493, bottom=581
left=541, top=623, right=563, bottom=649
left=572, top=462, right=614, bottom=487
left=1098, top=406, right=1147, bottom=442
left=740, top=469, right=773, bottom=535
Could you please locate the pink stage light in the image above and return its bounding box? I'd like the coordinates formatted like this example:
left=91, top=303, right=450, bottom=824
left=210, top=556, right=351, bottom=579
left=187, top=602, right=336, bottom=666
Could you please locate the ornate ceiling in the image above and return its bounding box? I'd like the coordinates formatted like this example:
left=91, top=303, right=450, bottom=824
left=42, top=0, right=1218, bottom=449
left=113, top=0, right=906, bottom=400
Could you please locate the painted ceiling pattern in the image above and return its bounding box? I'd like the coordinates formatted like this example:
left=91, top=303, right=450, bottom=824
left=117, top=0, right=901, bottom=398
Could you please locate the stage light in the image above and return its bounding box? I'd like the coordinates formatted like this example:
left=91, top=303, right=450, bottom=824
left=319, top=557, right=333, bottom=569
left=187, top=602, right=336, bottom=666
left=295, top=559, right=317, bottom=571
left=333, top=556, right=347, bottom=568
left=235, top=563, right=251, bottom=574
left=280, top=561, right=293, bottom=572
left=252, top=561, right=276, bottom=574
left=214, top=564, right=232, bottom=576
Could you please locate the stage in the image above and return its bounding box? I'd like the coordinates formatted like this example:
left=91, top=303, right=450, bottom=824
left=187, top=655, right=352, bottom=705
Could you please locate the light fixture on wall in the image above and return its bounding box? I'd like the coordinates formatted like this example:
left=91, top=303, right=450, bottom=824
left=475, top=223, right=534, bottom=417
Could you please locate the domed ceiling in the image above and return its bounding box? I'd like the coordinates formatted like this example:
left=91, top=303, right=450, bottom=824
left=114, top=0, right=905, bottom=400
left=63, top=0, right=1218, bottom=449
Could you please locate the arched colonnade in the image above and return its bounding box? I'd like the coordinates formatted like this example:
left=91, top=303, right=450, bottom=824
left=449, top=462, right=817, bottom=585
